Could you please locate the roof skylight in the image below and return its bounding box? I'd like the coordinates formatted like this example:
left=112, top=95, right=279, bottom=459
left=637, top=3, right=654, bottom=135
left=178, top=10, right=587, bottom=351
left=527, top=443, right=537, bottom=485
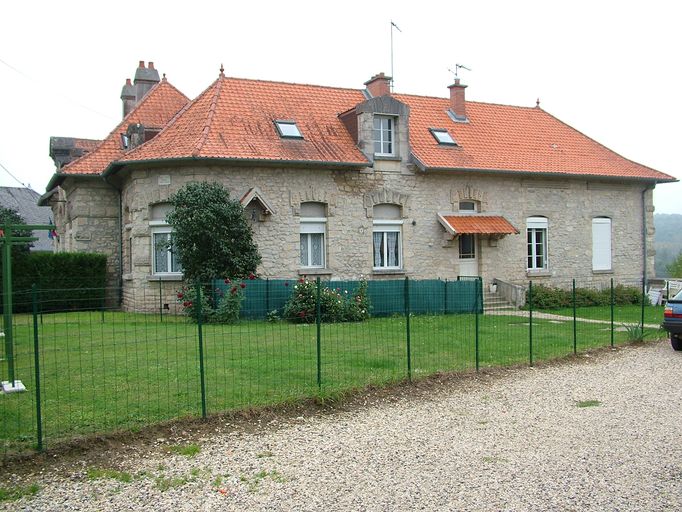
left=430, top=128, right=456, bottom=145
left=274, top=120, right=303, bottom=139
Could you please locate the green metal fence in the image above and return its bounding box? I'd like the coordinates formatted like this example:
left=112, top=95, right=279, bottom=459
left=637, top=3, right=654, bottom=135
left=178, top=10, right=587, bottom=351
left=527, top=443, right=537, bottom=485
left=0, top=275, right=664, bottom=459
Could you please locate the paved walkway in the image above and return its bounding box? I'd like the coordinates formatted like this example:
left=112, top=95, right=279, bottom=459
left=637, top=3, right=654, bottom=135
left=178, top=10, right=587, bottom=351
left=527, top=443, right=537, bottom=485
left=486, top=309, right=661, bottom=329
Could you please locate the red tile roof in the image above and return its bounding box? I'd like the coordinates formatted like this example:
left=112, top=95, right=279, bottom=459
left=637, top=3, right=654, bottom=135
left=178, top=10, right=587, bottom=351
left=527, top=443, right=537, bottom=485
left=120, top=75, right=369, bottom=166
left=396, top=94, right=673, bottom=181
left=439, top=215, right=519, bottom=235
left=61, top=79, right=189, bottom=176
left=64, top=72, right=672, bottom=183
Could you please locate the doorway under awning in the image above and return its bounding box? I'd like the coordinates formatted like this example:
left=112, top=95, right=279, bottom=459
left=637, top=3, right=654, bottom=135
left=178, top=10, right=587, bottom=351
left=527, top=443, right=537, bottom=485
left=437, top=213, right=519, bottom=238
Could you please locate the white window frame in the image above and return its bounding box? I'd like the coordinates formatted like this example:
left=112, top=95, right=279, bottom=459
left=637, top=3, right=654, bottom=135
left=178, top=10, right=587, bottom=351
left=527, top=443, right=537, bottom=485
left=372, top=220, right=403, bottom=270
left=300, top=217, right=326, bottom=269
left=527, top=217, right=548, bottom=271
left=150, top=220, right=182, bottom=276
left=458, top=201, right=478, bottom=213
left=592, top=217, right=612, bottom=271
left=373, top=115, right=395, bottom=156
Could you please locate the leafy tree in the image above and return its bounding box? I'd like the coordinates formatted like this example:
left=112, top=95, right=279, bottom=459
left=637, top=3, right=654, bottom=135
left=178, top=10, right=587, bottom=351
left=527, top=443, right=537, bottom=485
left=167, top=182, right=261, bottom=283
left=667, top=251, right=682, bottom=278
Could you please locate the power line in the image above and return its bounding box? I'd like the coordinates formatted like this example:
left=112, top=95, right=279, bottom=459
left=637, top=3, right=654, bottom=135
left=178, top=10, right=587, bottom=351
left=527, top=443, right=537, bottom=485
left=0, top=161, right=29, bottom=188
left=0, top=56, right=116, bottom=121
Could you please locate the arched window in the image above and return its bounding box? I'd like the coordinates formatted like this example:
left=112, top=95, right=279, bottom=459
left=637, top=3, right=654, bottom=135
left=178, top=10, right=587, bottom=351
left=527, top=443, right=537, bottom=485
left=150, top=203, right=182, bottom=275
left=592, top=217, right=612, bottom=271
left=373, top=204, right=402, bottom=269
left=300, top=202, right=326, bottom=268
left=527, top=216, right=548, bottom=270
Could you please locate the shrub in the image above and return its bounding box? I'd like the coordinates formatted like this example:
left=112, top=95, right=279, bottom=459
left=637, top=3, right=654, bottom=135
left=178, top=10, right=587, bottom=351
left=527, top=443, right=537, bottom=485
left=177, top=278, right=245, bottom=324
left=526, top=283, right=644, bottom=309
left=283, top=278, right=371, bottom=323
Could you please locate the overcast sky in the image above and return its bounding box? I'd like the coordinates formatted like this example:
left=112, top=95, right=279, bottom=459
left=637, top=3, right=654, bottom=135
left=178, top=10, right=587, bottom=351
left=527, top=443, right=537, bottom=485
left=1, top=0, right=680, bottom=213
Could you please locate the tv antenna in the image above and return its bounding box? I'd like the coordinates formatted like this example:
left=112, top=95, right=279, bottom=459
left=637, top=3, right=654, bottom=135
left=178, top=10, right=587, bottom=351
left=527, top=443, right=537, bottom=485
left=390, top=21, right=402, bottom=92
left=448, top=64, right=472, bottom=79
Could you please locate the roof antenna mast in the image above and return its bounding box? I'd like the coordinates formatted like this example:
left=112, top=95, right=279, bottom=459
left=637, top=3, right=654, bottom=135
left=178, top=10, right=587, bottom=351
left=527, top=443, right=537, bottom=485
left=448, top=63, right=472, bottom=80
left=390, top=21, right=402, bottom=92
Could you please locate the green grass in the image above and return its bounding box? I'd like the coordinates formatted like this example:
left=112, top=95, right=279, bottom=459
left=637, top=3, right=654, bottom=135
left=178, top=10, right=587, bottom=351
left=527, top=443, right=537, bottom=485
left=0, top=306, right=660, bottom=456
left=537, top=305, right=664, bottom=326
left=576, top=399, right=601, bottom=408
left=86, top=468, right=133, bottom=483
left=166, top=443, right=201, bottom=457
left=0, top=483, right=40, bottom=502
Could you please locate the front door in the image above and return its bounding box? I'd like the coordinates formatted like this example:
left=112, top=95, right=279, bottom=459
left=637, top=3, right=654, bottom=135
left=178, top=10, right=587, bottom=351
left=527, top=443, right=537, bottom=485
left=458, top=234, right=478, bottom=277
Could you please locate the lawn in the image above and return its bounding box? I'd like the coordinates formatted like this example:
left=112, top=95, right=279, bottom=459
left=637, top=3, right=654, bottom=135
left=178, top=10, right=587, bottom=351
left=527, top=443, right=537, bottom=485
left=0, top=306, right=661, bottom=456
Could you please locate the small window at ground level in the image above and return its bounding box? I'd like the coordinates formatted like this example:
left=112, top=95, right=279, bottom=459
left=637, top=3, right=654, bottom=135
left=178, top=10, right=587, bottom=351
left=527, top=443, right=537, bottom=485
left=430, top=128, right=456, bottom=145
left=274, top=121, right=303, bottom=138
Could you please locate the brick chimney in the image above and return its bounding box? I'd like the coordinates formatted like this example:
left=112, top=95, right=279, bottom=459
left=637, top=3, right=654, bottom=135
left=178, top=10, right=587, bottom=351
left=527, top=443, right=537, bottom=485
left=120, top=78, right=136, bottom=118
left=448, top=78, right=467, bottom=120
left=133, top=61, right=160, bottom=103
left=364, top=72, right=391, bottom=97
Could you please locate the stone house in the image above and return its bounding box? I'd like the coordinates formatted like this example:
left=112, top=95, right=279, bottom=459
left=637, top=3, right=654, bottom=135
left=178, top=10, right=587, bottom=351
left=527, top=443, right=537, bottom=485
left=40, top=62, right=675, bottom=310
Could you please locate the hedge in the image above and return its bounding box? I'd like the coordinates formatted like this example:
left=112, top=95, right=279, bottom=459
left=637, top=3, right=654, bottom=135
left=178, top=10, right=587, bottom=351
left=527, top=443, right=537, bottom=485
left=1, top=252, right=108, bottom=312
left=526, top=284, right=644, bottom=309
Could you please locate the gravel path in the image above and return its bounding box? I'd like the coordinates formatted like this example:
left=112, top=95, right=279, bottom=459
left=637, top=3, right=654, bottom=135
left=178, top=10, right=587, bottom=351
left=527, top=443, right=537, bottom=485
left=4, top=340, right=681, bottom=511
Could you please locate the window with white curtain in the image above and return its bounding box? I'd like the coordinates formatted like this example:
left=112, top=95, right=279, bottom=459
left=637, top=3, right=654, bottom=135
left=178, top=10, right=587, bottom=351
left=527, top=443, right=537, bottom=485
left=592, top=217, right=612, bottom=271
left=527, top=216, right=548, bottom=270
left=150, top=203, right=182, bottom=275
left=373, top=204, right=402, bottom=269
left=300, top=202, right=326, bottom=268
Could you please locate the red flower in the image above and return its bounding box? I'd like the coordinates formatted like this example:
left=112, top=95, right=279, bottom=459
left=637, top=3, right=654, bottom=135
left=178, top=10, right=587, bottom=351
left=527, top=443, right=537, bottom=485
left=183, top=301, right=190, bottom=307
left=298, top=277, right=305, bottom=283
left=224, top=278, right=231, bottom=284
left=248, top=272, right=256, bottom=280
left=240, top=283, right=246, bottom=289
left=230, top=286, right=237, bottom=294
left=177, top=292, right=184, bottom=299
left=298, top=311, right=306, bottom=318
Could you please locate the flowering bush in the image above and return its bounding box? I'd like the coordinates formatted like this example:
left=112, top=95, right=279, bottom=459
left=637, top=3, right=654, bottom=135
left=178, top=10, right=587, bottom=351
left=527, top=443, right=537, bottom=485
left=283, top=278, right=371, bottom=323
left=177, top=278, right=247, bottom=324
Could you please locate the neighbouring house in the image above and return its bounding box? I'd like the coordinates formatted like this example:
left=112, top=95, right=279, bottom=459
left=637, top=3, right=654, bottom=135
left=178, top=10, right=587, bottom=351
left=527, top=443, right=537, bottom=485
left=0, top=187, right=54, bottom=252
left=40, top=61, right=676, bottom=310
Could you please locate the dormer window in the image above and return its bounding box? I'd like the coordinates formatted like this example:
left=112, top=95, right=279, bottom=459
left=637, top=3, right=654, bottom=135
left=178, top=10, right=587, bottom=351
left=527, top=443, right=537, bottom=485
left=274, top=120, right=303, bottom=139
left=373, top=115, right=394, bottom=156
left=430, top=128, right=456, bottom=146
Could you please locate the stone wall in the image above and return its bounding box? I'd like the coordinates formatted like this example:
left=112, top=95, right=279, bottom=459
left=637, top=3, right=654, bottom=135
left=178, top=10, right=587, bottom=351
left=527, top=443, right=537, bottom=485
left=117, top=164, right=652, bottom=310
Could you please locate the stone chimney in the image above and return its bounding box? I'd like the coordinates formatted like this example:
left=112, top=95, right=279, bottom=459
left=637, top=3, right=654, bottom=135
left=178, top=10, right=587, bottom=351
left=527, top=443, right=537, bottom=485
left=133, top=61, right=160, bottom=103
left=120, top=78, right=136, bottom=118
left=448, top=78, right=467, bottom=120
left=364, top=72, right=391, bottom=97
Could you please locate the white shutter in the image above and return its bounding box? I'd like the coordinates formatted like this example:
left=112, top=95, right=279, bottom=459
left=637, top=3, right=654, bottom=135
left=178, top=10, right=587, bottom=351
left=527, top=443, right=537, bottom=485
left=592, top=218, right=612, bottom=271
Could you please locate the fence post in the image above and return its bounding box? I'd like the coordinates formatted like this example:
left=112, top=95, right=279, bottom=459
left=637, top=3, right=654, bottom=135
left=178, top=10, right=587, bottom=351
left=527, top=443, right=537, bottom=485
left=640, top=278, right=646, bottom=332
left=444, top=279, right=448, bottom=314
left=31, top=284, right=43, bottom=452
left=529, top=281, right=534, bottom=367
left=610, top=278, right=614, bottom=348
left=572, top=279, right=577, bottom=355
left=316, top=277, right=321, bottom=390
left=265, top=277, right=270, bottom=315
left=475, top=277, right=480, bottom=372
left=404, top=277, right=412, bottom=381
left=195, top=280, right=207, bottom=419
left=158, top=278, right=163, bottom=323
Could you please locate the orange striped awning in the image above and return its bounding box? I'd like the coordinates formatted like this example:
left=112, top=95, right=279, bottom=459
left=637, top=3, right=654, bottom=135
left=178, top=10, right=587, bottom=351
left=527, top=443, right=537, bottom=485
left=438, top=214, right=519, bottom=236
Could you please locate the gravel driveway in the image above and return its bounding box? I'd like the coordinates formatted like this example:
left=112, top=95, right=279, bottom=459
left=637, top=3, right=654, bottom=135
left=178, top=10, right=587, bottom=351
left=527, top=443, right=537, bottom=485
left=4, top=340, right=681, bottom=511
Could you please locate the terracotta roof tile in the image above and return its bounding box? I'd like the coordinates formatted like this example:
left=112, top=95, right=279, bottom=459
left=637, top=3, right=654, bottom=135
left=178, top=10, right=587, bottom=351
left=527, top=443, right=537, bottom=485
left=61, top=80, right=189, bottom=176
left=439, top=215, right=519, bottom=235
left=121, top=76, right=369, bottom=166
left=395, top=94, right=674, bottom=181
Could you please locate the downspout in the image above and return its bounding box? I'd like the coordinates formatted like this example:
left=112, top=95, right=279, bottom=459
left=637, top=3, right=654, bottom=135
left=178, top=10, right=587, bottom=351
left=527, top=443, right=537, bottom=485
left=103, top=175, right=124, bottom=307
left=641, top=183, right=655, bottom=289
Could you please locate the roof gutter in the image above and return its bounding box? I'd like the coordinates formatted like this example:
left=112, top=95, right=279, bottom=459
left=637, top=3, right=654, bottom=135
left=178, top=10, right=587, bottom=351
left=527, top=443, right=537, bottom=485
left=102, top=156, right=370, bottom=178
left=413, top=159, right=677, bottom=184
